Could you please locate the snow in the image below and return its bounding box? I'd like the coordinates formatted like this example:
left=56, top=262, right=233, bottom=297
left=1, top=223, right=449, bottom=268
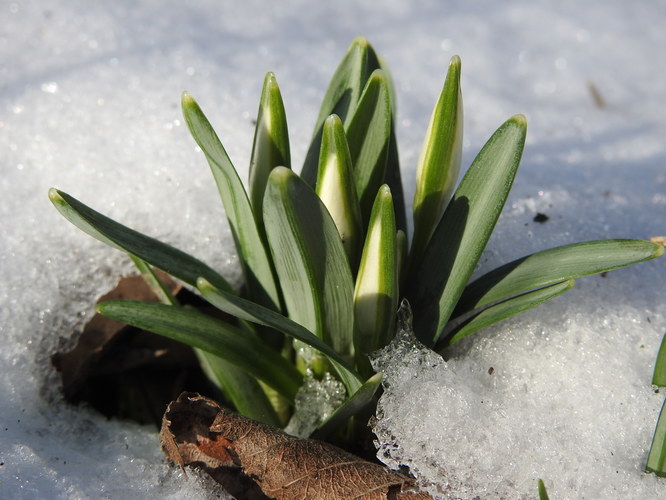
left=284, top=370, right=346, bottom=438
left=1, top=0, right=665, bottom=498
left=372, top=302, right=665, bottom=499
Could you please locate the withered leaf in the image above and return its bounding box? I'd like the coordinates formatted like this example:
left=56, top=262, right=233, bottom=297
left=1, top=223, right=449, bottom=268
left=52, top=273, right=182, bottom=400
left=161, top=392, right=432, bottom=500
left=651, top=236, right=666, bottom=247
left=52, top=274, right=219, bottom=426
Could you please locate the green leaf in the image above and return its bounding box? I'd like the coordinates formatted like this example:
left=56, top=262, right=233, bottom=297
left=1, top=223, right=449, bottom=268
left=128, top=257, right=281, bottom=426
left=311, top=372, right=383, bottom=440
left=182, top=92, right=280, bottom=311
left=377, top=55, right=407, bottom=233
left=407, top=115, right=527, bottom=345
left=316, top=115, right=363, bottom=269
left=441, top=279, right=575, bottom=347
left=48, top=188, right=232, bottom=293
left=97, top=300, right=302, bottom=401
left=248, top=72, right=291, bottom=222
left=396, top=229, right=408, bottom=286
left=653, top=332, right=666, bottom=387
left=384, top=123, right=407, bottom=233
left=410, top=55, right=463, bottom=267
left=301, top=36, right=381, bottom=186
left=646, top=398, right=666, bottom=477
left=195, top=351, right=282, bottom=426
left=263, top=167, right=355, bottom=357
left=456, top=240, right=665, bottom=314
left=538, top=479, right=550, bottom=500
left=197, top=278, right=363, bottom=395
left=378, top=54, right=398, bottom=118
left=130, top=255, right=178, bottom=306
left=345, top=69, right=392, bottom=225
left=353, top=185, right=398, bottom=362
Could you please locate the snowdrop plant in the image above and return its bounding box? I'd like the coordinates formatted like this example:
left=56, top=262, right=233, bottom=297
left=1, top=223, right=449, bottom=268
left=647, top=333, right=666, bottom=476
left=49, top=37, right=663, bottom=445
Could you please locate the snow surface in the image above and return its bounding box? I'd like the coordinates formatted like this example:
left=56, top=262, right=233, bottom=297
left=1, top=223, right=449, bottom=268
left=1, top=0, right=665, bottom=498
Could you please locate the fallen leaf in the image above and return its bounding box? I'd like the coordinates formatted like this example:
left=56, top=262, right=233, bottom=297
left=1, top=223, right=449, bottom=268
left=52, top=274, right=221, bottom=426
left=650, top=236, right=666, bottom=247
left=161, top=392, right=433, bottom=500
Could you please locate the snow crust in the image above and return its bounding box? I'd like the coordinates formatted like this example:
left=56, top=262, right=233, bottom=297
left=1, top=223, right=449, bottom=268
left=372, top=302, right=665, bottom=499
left=1, top=0, right=665, bottom=498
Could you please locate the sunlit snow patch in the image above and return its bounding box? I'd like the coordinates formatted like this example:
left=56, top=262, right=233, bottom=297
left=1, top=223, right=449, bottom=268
left=371, top=299, right=665, bottom=499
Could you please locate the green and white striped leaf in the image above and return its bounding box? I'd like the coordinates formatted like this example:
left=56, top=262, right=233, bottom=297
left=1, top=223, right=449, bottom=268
left=456, top=239, right=665, bottom=314
left=354, top=185, right=397, bottom=363
left=316, top=114, right=363, bottom=269
left=383, top=123, right=407, bottom=233
left=653, top=332, right=666, bottom=387
left=396, top=229, right=407, bottom=285
left=378, top=54, right=397, bottom=119
left=410, top=55, right=463, bottom=266
left=182, top=92, right=280, bottom=311
left=441, top=279, right=575, bottom=348
left=345, top=69, right=392, bottom=225
left=375, top=55, right=406, bottom=233
left=301, top=36, right=381, bottom=186
left=197, top=278, right=363, bottom=395
left=646, top=398, right=666, bottom=477
left=248, top=72, right=291, bottom=222
left=48, top=188, right=232, bottom=293
left=263, top=167, right=355, bottom=357
left=96, top=300, right=302, bottom=401
left=407, top=115, right=527, bottom=345
left=311, top=372, right=383, bottom=440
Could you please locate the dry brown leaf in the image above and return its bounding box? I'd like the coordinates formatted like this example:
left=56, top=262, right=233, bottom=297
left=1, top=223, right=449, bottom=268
left=52, top=274, right=217, bottom=426
left=650, top=236, right=666, bottom=247
left=52, top=273, right=179, bottom=400
left=161, top=392, right=433, bottom=500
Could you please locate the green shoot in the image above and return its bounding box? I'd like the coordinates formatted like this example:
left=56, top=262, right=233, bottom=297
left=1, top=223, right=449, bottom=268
left=653, top=332, right=666, bottom=387
left=538, top=479, right=550, bottom=499
left=647, top=332, right=666, bottom=477
left=647, top=398, right=666, bottom=477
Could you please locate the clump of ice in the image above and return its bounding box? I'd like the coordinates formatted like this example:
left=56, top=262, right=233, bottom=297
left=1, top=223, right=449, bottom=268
left=372, top=295, right=665, bottom=499
left=284, top=370, right=347, bottom=438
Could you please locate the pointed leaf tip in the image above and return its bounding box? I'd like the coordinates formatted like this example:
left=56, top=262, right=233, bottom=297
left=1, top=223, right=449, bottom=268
left=351, top=35, right=370, bottom=49
left=249, top=73, right=290, bottom=218
left=325, top=114, right=341, bottom=127
left=511, top=113, right=528, bottom=127
left=48, top=187, right=61, bottom=203
left=316, top=114, right=362, bottom=268
left=409, top=58, right=464, bottom=269
left=181, top=91, right=195, bottom=106
left=376, top=184, right=392, bottom=204
left=270, top=165, right=292, bottom=182
left=354, top=184, right=397, bottom=360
